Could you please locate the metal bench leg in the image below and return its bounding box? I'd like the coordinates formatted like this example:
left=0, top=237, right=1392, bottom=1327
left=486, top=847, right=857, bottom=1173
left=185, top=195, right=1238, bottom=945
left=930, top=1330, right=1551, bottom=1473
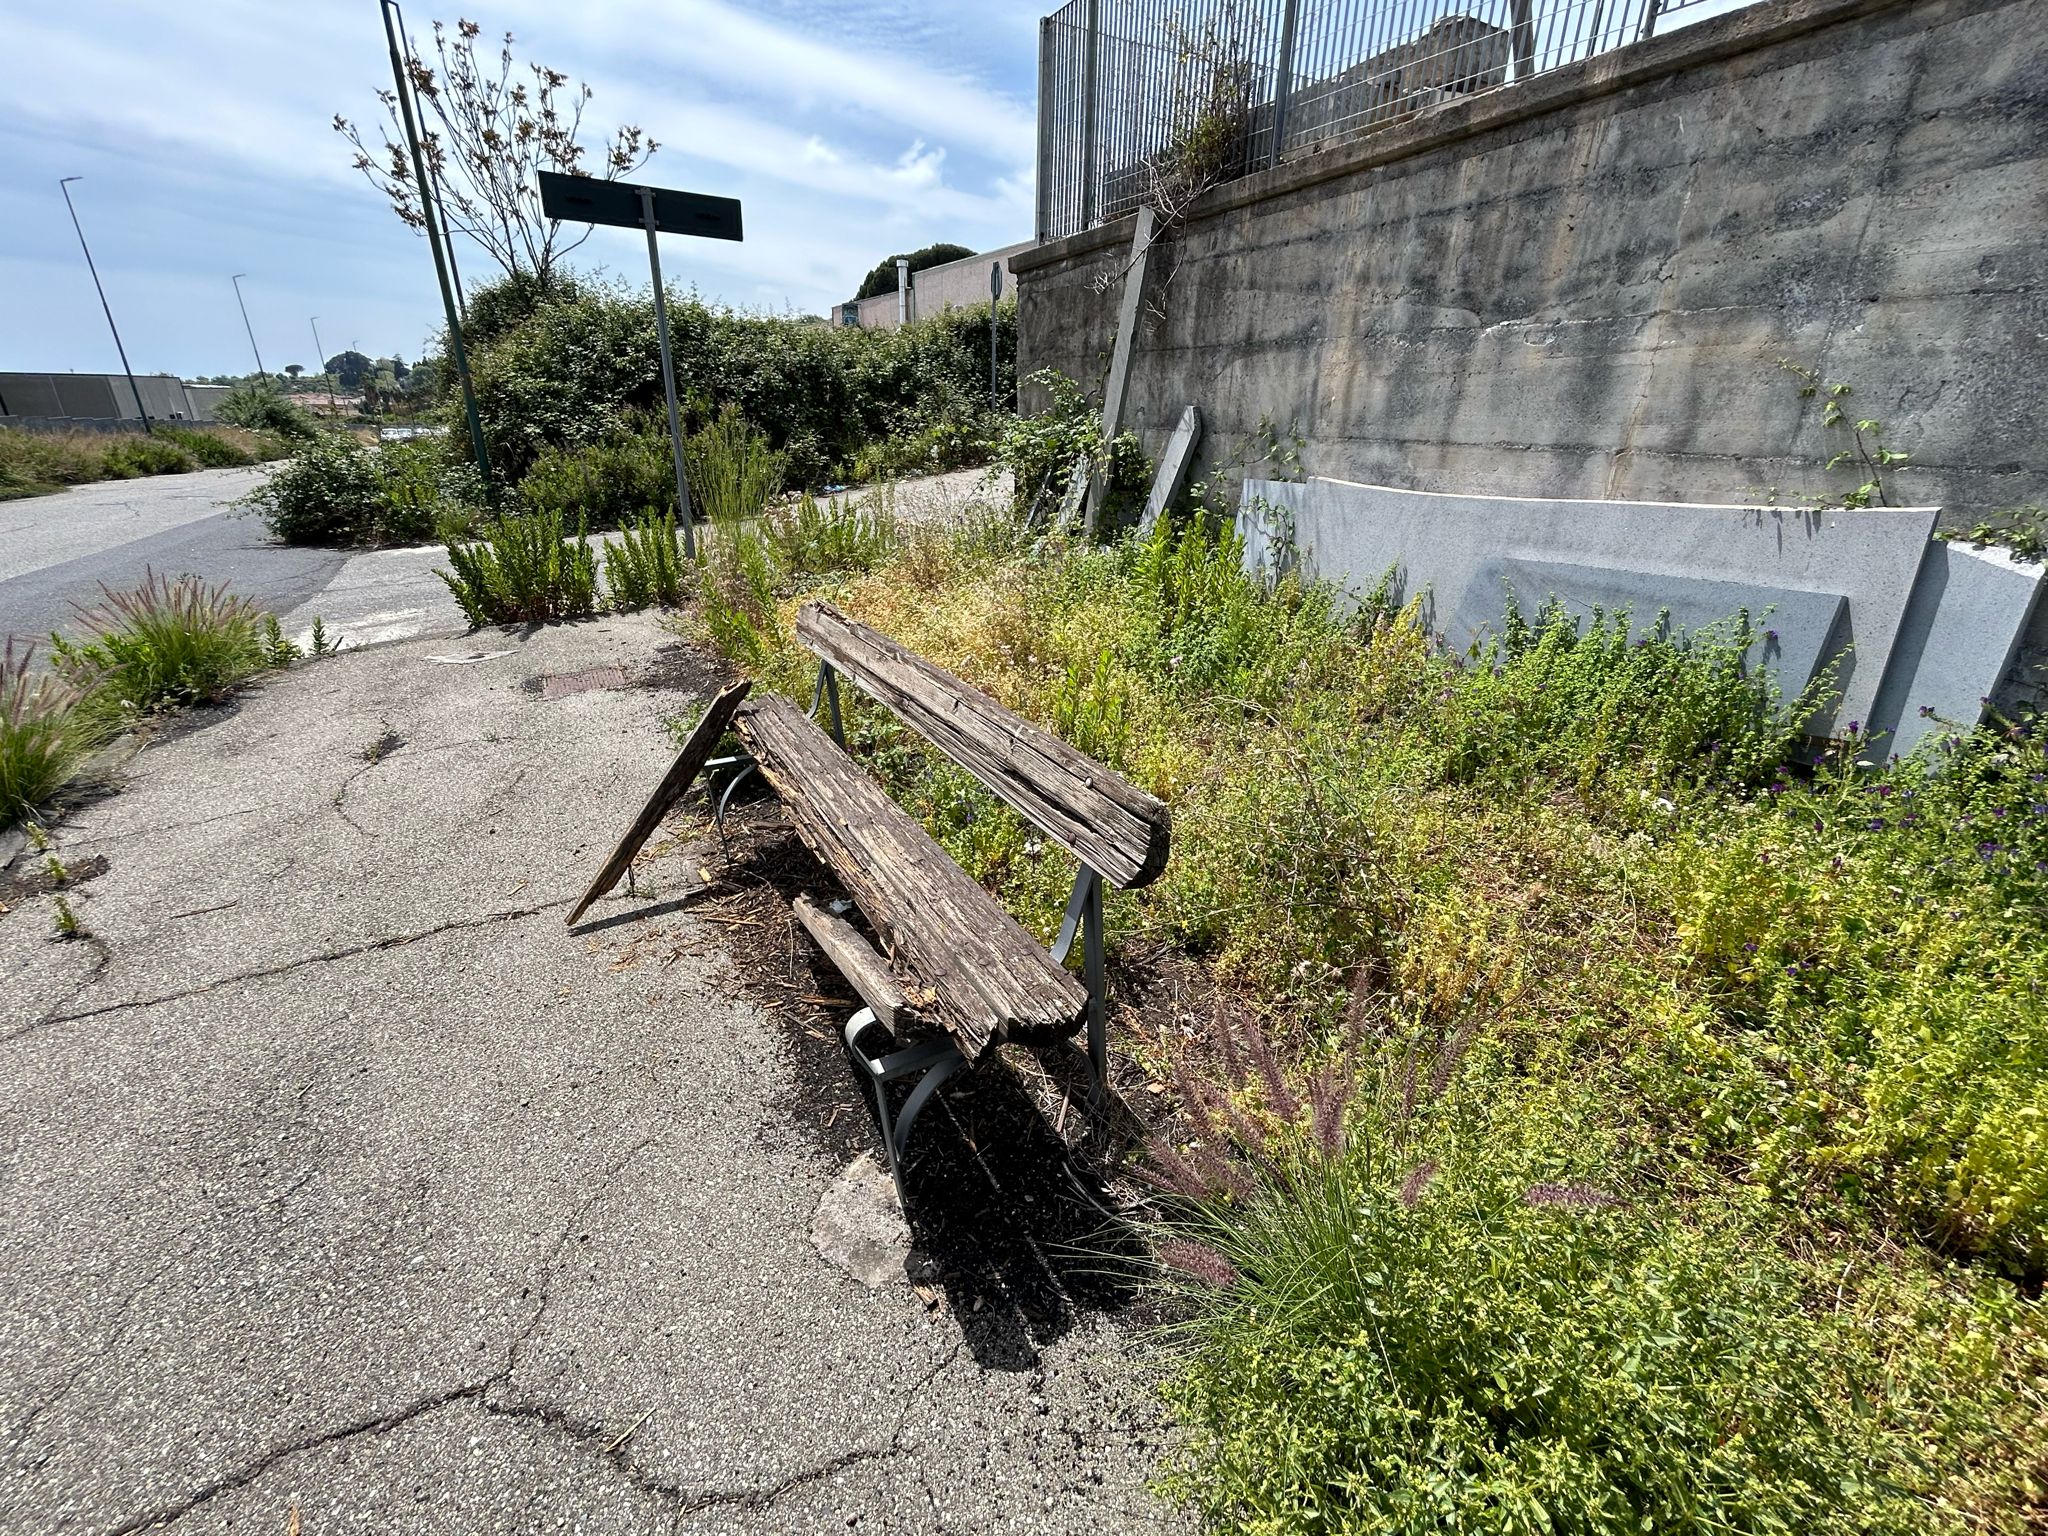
left=842, top=1009, right=966, bottom=1208
left=1052, top=867, right=1109, bottom=1108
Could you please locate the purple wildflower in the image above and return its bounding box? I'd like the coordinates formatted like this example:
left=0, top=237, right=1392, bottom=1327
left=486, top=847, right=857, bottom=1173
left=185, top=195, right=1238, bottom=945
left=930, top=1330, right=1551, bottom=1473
left=1398, top=1161, right=1438, bottom=1208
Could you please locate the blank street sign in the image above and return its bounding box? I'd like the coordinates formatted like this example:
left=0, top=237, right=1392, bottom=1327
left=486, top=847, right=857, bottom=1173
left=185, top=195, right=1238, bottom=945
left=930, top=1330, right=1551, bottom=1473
left=536, top=170, right=742, bottom=242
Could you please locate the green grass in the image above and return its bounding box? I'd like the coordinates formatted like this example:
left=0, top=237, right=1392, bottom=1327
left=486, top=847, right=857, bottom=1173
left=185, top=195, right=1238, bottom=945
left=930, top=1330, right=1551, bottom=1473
left=51, top=570, right=287, bottom=718
left=688, top=501, right=2048, bottom=1532
left=0, top=424, right=285, bottom=500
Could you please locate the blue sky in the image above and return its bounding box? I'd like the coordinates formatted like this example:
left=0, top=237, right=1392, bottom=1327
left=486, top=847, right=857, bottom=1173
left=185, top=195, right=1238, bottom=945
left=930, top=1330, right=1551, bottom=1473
left=0, top=1, right=1042, bottom=378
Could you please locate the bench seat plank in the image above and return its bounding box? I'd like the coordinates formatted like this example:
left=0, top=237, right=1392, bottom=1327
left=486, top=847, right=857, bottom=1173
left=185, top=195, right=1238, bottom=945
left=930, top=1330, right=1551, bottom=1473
left=792, top=894, right=911, bottom=1030
left=795, top=602, right=1171, bottom=890
left=736, top=695, right=1086, bottom=1058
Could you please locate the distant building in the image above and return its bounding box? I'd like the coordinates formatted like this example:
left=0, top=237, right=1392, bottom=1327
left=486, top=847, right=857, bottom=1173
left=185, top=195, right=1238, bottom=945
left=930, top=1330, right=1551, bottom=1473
left=841, top=240, right=1034, bottom=330
left=0, top=372, right=222, bottom=426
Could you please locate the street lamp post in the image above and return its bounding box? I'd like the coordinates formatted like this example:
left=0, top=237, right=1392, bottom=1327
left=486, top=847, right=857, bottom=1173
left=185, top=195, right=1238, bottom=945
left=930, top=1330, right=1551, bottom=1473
left=58, top=176, right=151, bottom=433
left=231, top=274, right=266, bottom=378
left=309, top=317, right=327, bottom=411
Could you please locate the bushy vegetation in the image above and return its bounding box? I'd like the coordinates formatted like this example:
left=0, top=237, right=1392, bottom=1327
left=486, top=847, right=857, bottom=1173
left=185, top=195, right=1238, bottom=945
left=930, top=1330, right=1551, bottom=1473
left=438, top=505, right=597, bottom=626
left=690, top=502, right=2048, bottom=1532
left=51, top=571, right=294, bottom=718
left=450, top=271, right=1014, bottom=488
left=604, top=509, right=689, bottom=611
left=214, top=380, right=319, bottom=441
left=242, top=434, right=482, bottom=546
left=0, top=424, right=287, bottom=500
left=994, top=369, right=1150, bottom=524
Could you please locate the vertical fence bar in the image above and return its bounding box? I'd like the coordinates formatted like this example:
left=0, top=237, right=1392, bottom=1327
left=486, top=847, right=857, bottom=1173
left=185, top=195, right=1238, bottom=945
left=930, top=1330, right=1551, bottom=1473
left=1080, top=0, right=1102, bottom=229
left=1037, top=17, right=1054, bottom=242
left=1270, top=0, right=1301, bottom=166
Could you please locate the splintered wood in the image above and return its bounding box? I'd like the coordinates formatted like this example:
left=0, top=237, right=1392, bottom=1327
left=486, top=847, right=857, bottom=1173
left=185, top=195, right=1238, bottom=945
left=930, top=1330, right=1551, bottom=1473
left=736, top=695, right=1085, bottom=1058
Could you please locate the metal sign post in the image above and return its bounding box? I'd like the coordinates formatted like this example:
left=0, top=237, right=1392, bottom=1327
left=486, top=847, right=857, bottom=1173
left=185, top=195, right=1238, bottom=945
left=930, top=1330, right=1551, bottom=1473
left=538, top=170, right=743, bottom=560
left=989, top=261, right=1003, bottom=408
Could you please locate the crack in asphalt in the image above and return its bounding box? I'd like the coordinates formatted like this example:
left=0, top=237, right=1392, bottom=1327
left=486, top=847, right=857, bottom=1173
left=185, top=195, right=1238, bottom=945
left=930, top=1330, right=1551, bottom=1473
left=0, top=935, right=112, bottom=1050
left=503, top=1134, right=662, bottom=1376
left=2, top=900, right=574, bottom=1047
left=7, top=1227, right=201, bottom=1459
left=98, top=1383, right=489, bottom=1535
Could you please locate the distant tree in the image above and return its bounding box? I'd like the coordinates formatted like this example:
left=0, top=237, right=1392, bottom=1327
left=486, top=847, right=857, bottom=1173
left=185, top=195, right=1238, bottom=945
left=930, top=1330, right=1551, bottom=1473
left=336, top=17, right=657, bottom=286
left=324, top=351, right=375, bottom=391
left=388, top=355, right=410, bottom=380
left=853, top=243, right=976, bottom=302
left=284, top=364, right=305, bottom=380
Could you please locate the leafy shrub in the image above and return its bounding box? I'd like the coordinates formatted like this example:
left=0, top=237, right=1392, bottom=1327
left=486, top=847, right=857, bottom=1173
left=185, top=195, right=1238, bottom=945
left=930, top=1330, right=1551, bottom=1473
left=1, top=641, right=99, bottom=830
left=604, top=509, right=689, bottom=611
left=451, top=271, right=1015, bottom=486
left=98, top=436, right=198, bottom=479
left=215, top=381, right=318, bottom=440
left=994, top=369, right=1149, bottom=524
left=242, top=434, right=480, bottom=547
left=439, top=508, right=596, bottom=626
left=51, top=571, right=279, bottom=715
left=518, top=424, right=673, bottom=529
left=847, top=413, right=995, bottom=483
left=762, top=490, right=897, bottom=581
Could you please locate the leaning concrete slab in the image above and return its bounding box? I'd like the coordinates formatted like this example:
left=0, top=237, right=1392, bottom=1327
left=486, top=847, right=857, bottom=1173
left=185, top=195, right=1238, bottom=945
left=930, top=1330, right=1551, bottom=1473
left=1240, top=476, right=1939, bottom=735
left=1086, top=206, right=1158, bottom=535
left=1450, top=556, right=1848, bottom=703
left=1874, top=539, right=2047, bottom=759
left=1139, top=406, right=1203, bottom=535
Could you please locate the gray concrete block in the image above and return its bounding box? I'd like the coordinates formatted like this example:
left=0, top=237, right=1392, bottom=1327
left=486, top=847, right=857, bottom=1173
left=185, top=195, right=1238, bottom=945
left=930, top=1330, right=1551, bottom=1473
left=1239, top=476, right=1939, bottom=734
left=1139, top=406, right=1203, bottom=534
left=1451, top=557, right=1848, bottom=705
left=1872, top=540, right=2047, bottom=759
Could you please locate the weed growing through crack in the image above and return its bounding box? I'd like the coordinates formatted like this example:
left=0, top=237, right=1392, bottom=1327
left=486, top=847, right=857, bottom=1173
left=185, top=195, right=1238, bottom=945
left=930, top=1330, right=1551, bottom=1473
left=439, top=506, right=598, bottom=626
left=2, top=639, right=101, bottom=830
left=50, top=894, right=82, bottom=940
left=52, top=570, right=281, bottom=717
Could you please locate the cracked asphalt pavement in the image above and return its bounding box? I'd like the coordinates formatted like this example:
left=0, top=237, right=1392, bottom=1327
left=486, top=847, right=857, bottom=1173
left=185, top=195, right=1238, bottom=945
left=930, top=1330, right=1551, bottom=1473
left=0, top=613, right=1187, bottom=1534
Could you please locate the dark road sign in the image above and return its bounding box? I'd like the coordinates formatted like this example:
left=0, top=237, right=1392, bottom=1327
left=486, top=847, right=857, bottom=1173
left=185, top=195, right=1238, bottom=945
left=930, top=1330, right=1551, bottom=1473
left=537, top=171, right=743, bottom=242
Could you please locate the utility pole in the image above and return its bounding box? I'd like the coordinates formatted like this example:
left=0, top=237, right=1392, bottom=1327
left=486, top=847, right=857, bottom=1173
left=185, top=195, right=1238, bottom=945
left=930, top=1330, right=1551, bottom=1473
left=231, top=274, right=266, bottom=378
left=59, top=176, right=151, bottom=433
left=381, top=0, right=491, bottom=493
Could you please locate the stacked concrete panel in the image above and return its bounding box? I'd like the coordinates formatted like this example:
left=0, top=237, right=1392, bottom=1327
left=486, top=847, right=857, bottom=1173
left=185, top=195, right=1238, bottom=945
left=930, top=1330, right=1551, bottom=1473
left=1239, top=476, right=2043, bottom=758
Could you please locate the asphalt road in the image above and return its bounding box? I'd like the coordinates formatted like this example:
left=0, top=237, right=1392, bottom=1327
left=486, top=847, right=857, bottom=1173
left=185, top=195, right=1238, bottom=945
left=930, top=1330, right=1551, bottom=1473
left=0, top=466, right=461, bottom=656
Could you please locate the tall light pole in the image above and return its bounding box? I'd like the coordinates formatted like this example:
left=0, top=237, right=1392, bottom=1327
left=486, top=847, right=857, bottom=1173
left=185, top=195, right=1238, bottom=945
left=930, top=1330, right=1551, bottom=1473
left=58, top=176, right=151, bottom=433
left=230, top=274, right=266, bottom=379
left=309, top=316, right=327, bottom=410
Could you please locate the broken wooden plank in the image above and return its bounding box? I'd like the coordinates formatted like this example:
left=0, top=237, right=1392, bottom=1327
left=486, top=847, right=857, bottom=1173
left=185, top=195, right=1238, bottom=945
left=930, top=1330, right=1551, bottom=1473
left=736, top=694, right=1086, bottom=1058
left=795, top=602, right=1170, bottom=889
left=792, top=895, right=912, bottom=1030
left=566, top=680, right=750, bottom=928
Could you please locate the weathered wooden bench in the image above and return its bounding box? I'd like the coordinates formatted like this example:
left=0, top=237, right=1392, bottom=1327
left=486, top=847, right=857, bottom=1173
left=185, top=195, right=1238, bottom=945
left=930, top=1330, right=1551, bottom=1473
left=714, top=601, right=1172, bottom=1205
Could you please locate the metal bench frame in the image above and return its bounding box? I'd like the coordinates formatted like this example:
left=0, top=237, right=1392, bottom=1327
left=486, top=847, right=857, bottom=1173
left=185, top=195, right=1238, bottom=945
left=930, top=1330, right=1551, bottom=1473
left=712, top=658, right=1110, bottom=1208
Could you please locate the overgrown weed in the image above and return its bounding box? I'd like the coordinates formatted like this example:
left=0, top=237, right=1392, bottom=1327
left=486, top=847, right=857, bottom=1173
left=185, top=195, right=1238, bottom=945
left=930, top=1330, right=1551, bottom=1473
left=688, top=497, right=2048, bottom=1528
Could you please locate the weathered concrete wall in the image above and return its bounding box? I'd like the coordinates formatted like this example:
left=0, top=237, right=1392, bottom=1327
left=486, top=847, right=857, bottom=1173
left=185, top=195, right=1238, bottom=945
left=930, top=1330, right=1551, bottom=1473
left=1015, top=0, right=2048, bottom=526
left=846, top=240, right=1033, bottom=330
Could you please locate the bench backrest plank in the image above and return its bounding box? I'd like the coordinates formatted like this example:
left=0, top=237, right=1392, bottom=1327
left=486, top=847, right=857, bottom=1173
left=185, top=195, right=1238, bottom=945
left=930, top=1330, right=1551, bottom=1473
left=794, top=602, right=1171, bottom=889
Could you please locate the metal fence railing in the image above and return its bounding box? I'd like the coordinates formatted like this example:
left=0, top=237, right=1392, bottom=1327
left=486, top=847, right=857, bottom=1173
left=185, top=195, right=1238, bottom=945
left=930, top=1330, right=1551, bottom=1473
left=1036, top=0, right=1739, bottom=240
